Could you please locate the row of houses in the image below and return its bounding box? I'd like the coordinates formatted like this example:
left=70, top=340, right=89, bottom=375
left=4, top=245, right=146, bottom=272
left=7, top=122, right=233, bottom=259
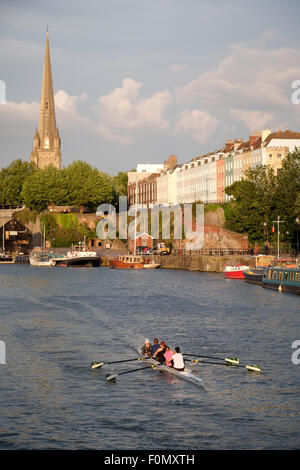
left=128, top=128, right=300, bottom=206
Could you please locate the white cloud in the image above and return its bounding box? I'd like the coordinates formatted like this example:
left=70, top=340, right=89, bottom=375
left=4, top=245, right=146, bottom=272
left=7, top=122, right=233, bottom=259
left=175, top=109, right=218, bottom=144
left=0, top=81, right=173, bottom=146
left=228, top=108, right=273, bottom=131
left=96, top=78, right=172, bottom=144
left=0, top=100, right=39, bottom=123
left=177, top=36, right=300, bottom=115
left=54, top=90, right=92, bottom=130
left=3, top=31, right=300, bottom=155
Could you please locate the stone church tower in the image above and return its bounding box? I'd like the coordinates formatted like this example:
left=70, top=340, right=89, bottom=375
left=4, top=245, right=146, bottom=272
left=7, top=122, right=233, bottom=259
left=30, top=31, right=62, bottom=169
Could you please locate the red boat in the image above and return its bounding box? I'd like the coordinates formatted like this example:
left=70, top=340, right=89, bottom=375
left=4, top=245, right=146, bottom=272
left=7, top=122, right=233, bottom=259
left=224, top=264, right=249, bottom=279
left=110, top=254, right=144, bottom=269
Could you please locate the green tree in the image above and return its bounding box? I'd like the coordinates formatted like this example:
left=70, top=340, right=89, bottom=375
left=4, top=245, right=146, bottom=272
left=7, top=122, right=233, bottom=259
left=225, top=149, right=300, bottom=249
left=64, top=160, right=113, bottom=210
left=273, top=148, right=300, bottom=247
left=0, top=159, right=35, bottom=206
left=225, top=165, right=277, bottom=242
left=112, top=171, right=128, bottom=205
left=295, top=194, right=300, bottom=219
left=21, top=165, right=67, bottom=211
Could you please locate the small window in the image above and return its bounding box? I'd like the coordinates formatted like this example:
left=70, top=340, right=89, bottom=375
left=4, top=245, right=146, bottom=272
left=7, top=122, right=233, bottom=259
left=277, top=154, right=282, bottom=159
left=269, top=154, right=272, bottom=159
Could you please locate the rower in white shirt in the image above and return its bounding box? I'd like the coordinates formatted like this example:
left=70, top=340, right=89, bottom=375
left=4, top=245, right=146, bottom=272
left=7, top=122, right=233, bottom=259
left=171, top=347, right=185, bottom=371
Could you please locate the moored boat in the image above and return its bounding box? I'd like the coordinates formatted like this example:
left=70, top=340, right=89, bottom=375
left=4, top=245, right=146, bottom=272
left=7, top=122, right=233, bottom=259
left=262, top=266, right=300, bottom=295
left=52, top=242, right=100, bottom=267
left=29, top=252, right=55, bottom=266
left=110, top=254, right=144, bottom=269
left=243, top=267, right=265, bottom=285
left=224, top=264, right=249, bottom=279
left=0, top=254, right=14, bottom=264
left=143, top=261, right=160, bottom=269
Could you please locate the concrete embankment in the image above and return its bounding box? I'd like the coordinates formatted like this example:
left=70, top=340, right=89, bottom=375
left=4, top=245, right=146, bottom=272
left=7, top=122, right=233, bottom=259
left=99, top=252, right=255, bottom=272
left=151, top=254, right=255, bottom=272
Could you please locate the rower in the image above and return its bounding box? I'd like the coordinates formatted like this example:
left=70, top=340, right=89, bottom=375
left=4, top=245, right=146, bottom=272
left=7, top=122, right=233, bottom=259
left=171, top=347, right=185, bottom=371
left=151, top=338, right=160, bottom=357
left=141, top=339, right=152, bottom=357
left=152, top=341, right=166, bottom=363
left=164, top=346, right=174, bottom=367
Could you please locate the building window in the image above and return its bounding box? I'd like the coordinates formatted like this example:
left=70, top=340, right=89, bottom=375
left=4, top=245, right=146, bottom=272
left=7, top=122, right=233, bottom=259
left=269, top=154, right=272, bottom=160
left=277, top=154, right=282, bottom=159
left=44, top=137, right=49, bottom=149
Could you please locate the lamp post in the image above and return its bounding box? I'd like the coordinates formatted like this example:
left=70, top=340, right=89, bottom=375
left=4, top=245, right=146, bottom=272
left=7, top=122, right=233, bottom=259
left=263, top=221, right=267, bottom=240
left=272, top=216, right=284, bottom=260
left=263, top=221, right=268, bottom=254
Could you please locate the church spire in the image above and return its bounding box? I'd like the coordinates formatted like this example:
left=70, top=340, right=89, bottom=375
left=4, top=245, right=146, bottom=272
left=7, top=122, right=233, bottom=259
left=30, top=30, right=61, bottom=169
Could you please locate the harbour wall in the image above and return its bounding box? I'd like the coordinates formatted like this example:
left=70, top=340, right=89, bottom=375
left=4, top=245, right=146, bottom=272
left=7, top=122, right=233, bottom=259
left=150, top=254, right=255, bottom=272
left=99, top=252, right=256, bottom=272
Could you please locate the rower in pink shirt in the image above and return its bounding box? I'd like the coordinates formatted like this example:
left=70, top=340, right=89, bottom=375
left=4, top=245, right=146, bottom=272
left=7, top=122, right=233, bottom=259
left=163, top=346, right=174, bottom=367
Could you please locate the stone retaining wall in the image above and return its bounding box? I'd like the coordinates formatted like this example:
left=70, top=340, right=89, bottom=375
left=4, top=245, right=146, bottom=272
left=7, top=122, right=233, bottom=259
left=151, top=254, right=255, bottom=272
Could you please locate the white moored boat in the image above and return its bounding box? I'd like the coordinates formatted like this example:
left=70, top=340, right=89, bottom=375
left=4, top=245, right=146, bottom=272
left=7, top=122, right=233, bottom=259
left=140, top=357, right=205, bottom=388
left=29, top=252, right=55, bottom=266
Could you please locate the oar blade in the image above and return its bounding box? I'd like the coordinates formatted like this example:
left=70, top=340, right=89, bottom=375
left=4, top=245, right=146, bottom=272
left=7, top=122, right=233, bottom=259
left=91, top=362, right=104, bottom=369
left=246, top=364, right=261, bottom=373
left=225, top=357, right=239, bottom=365
left=106, top=373, right=118, bottom=381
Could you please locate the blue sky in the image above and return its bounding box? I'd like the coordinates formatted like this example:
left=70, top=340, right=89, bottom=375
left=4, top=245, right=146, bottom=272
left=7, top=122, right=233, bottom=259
left=1, top=0, right=300, bottom=174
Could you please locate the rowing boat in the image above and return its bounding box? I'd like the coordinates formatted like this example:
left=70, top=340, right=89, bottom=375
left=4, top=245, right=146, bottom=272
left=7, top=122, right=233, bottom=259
left=139, top=357, right=205, bottom=388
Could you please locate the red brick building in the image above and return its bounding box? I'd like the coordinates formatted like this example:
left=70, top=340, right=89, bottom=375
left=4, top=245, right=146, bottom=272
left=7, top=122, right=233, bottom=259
left=128, top=232, right=154, bottom=252
left=128, top=173, right=159, bottom=207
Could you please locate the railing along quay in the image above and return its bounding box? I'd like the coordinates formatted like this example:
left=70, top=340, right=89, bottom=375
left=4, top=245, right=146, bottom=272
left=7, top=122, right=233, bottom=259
left=168, top=248, right=297, bottom=257
left=171, top=248, right=253, bottom=256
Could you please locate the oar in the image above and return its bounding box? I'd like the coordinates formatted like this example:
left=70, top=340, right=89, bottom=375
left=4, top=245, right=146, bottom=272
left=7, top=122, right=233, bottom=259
left=91, top=357, right=140, bottom=369
left=185, top=358, right=261, bottom=373
left=106, top=365, right=155, bottom=382
left=184, top=353, right=240, bottom=365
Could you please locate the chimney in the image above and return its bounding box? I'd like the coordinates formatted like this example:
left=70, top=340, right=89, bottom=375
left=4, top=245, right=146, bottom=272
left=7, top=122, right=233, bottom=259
left=249, top=134, right=260, bottom=147
left=168, top=155, right=177, bottom=169
left=225, top=140, right=234, bottom=152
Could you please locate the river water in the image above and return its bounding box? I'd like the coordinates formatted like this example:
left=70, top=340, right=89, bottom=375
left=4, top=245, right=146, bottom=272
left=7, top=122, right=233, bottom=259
left=0, top=264, right=299, bottom=450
